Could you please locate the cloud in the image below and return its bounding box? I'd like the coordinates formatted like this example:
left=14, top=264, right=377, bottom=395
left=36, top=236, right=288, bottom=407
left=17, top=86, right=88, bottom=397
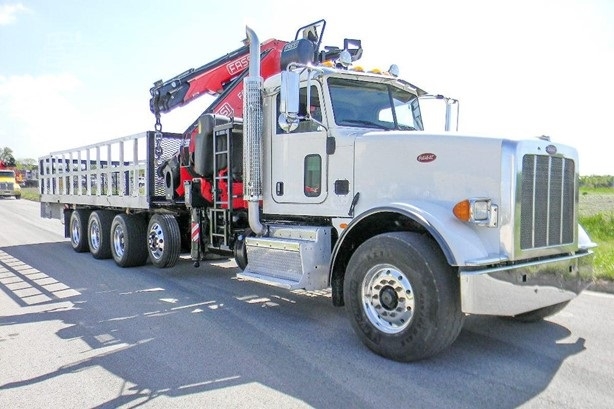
left=0, top=74, right=83, bottom=156
left=0, top=3, right=29, bottom=25
left=0, top=73, right=81, bottom=121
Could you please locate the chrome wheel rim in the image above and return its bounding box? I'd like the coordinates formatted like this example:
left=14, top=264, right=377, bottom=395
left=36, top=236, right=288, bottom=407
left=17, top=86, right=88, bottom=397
left=361, top=264, right=415, bottom=334
left=89, top=219, right=100, bottom=251
left=71, top=220, right=81, bottom=247
left=112, top=224, right=125, bottom=257
left=148, top=222, right=164, bottom=260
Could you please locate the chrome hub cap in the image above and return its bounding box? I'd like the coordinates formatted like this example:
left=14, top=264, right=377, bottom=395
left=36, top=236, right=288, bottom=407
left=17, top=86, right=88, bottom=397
left=89, top=220, right=100, bottom=250
left=362, top=264, right=415, bottom=334
left=113, top=225, right=125, bottom=257
left=148, top=222, right=165, bottom=260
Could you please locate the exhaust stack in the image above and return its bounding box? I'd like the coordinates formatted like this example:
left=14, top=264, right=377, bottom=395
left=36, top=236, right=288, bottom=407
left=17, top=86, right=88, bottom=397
left=243, top=26, right=265, bottom=235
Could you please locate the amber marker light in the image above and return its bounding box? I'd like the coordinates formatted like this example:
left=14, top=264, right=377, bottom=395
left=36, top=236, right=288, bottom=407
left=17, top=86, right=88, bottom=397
left=453, top=199, right=471, bottom=222
left=453, top=198, right=498, bottom=227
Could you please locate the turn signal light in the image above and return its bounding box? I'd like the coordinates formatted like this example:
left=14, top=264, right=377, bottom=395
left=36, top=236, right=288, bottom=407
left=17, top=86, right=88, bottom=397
left=453, top=198, right=498, bottom=227
left=453, top=200, right=471, bottom=222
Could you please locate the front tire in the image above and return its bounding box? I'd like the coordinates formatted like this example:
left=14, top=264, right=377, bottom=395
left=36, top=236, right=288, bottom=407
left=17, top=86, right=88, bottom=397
left=344, top=232, right=464, bottom=362
left=147, top=214, right=181, bottom=268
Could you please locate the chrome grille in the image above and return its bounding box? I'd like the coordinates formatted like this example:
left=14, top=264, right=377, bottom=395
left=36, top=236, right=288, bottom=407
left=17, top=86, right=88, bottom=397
left=0, top=182, right=14, bottom=190
left=520, top=155, right=575, bottom=250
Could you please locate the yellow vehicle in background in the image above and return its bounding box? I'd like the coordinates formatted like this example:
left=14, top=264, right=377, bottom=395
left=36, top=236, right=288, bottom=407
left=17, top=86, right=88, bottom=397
left=0, top=169, right=21, bottom=199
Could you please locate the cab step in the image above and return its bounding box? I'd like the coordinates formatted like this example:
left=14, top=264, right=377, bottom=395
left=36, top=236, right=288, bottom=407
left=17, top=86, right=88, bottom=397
left=237, top=225, right=331, bottom=290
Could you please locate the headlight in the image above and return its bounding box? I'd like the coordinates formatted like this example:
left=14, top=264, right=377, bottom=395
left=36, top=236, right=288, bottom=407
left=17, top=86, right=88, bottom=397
left=453, top=198, right=498, bottom=227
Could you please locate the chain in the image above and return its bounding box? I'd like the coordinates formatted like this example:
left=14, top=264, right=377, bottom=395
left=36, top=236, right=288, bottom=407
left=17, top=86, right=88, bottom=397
left=154, top=112, right=163, bottom=165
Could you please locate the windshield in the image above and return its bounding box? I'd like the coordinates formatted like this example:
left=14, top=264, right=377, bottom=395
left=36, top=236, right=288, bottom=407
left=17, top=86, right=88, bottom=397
left=328, top=78, right=423, bottom=131
left=0, top=170, right=15, bottom=177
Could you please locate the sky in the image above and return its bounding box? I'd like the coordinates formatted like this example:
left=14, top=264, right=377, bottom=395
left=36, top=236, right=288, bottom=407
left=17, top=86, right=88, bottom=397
left=0, top=0, right=613, bottom=175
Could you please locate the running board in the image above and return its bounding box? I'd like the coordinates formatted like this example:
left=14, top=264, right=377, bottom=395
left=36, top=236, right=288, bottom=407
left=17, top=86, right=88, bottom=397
left=237, top=225, right=331, bottom=290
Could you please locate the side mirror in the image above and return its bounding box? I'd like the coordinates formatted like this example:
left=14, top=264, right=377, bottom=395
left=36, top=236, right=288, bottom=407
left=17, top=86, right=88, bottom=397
left=279, top=71, right=300, bottom=132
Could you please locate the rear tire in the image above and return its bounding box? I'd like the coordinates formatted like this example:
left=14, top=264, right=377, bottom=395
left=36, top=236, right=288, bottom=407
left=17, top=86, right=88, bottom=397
left=344, top=232, right=464, bottom=362
left=147, top=214, right=181, bottom=268
left=111, top=214, right=148, bottom=267
left=69, top=209, right=91, bottom=253
left=88, top=210, right=114, bottom=259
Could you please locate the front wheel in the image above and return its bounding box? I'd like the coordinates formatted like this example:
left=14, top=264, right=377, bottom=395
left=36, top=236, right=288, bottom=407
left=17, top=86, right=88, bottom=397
left=344, top=232, right=464, bottom=362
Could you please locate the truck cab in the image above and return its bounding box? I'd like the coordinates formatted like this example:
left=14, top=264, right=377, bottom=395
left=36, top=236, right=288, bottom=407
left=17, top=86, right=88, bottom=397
left=264, top=67, right=425, bottom=216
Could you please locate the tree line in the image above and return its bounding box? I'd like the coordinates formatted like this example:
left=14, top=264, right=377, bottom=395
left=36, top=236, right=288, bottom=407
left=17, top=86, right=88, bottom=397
left=579, top=175, right=614, bottom=189
left=1, top=147, right=37, bottom=170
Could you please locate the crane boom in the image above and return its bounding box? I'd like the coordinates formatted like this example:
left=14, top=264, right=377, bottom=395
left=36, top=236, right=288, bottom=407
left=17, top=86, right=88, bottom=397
left=149, top=38, right=287, bottom=119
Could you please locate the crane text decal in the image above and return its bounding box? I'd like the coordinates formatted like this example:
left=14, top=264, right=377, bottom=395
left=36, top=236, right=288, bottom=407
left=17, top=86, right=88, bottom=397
left=227, top=56, right=250, bottom=75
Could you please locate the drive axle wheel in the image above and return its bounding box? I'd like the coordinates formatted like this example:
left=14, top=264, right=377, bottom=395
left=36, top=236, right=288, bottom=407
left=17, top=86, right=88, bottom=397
left=147, top=214, right=181, bottom=268
left=344, top=232, right=464, bottom=362
left=111, top=214, right=148, bottom=267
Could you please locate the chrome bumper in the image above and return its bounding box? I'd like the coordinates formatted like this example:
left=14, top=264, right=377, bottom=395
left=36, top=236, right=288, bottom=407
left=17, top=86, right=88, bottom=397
left=460, top=251, right=594, bottom=316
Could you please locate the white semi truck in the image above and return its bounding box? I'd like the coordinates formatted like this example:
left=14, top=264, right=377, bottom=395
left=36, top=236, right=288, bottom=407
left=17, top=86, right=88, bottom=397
left=39, top=20, right=595, bottom=362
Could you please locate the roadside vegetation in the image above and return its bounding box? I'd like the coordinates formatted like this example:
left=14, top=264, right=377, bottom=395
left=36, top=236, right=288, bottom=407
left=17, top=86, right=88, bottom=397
left=579, top=175, right=614, bottom=281
left=20, top=187, right=40, bottom=201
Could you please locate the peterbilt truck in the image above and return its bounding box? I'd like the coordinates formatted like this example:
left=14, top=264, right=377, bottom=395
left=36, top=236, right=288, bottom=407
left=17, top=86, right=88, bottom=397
left=39, top=20, right=594, bottom=362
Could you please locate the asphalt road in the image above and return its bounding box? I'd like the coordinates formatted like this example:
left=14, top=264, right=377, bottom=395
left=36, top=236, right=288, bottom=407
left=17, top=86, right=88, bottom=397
left=1, top=198, right=613, bottom=408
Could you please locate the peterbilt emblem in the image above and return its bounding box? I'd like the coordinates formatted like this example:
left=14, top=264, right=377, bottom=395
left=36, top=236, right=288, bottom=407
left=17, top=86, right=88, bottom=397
left=417, top=153, right=437, bottom=163
left=546, top=145, right=557, bottom=155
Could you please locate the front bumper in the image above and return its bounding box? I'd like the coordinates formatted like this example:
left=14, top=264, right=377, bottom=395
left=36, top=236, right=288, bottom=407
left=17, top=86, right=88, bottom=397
left=460, top=251, right=594, bottom=316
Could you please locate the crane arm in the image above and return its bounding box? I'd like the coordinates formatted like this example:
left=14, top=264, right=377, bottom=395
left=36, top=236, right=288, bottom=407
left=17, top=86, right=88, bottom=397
left=149, top=38, right=287, bottom=116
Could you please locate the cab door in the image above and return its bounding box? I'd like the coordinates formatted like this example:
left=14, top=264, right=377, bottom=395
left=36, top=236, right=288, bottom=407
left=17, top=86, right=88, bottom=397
left=271, top=85, right=328, bottom=204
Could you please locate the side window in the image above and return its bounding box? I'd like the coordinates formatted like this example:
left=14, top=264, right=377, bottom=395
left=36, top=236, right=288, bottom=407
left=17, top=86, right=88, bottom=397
left=276, top=85, right=322, bottom=134
left=304, top=154, right=321, bottom=197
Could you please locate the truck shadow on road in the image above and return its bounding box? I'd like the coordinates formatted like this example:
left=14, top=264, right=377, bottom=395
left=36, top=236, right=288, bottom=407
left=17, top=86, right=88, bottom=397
left=0, top=242, right=587, bottom=409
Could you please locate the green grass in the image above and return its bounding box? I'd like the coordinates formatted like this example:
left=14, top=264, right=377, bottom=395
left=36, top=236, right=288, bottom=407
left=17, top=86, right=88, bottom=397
left=579, top=189, right=614, bottom=281
left=20, top=187, right=40, bottom=201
